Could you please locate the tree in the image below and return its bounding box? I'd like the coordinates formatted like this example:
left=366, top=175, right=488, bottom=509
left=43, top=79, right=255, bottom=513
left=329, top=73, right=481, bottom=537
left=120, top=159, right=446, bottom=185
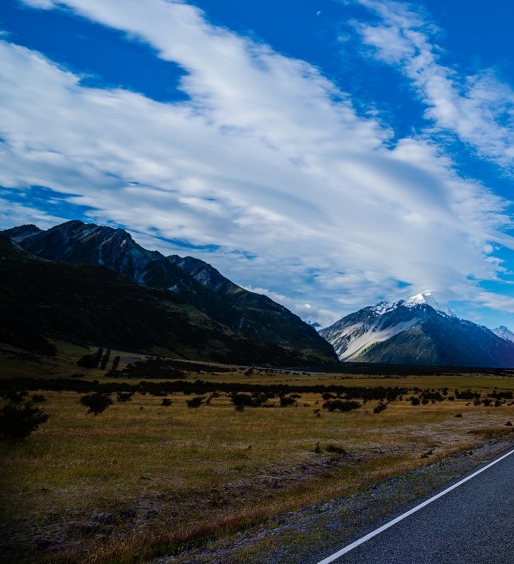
left=0, top=402, right=50, bottom=441
left=100, top=349, right=111, bottom=370
left=79, top=392, right=113, bottom=415
left=111, top=356, right=121, bottom=371
left=77, top=348, right=104, bottom=369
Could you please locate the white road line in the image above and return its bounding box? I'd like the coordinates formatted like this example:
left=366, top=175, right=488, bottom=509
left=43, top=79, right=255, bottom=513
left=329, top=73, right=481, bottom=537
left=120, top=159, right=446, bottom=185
left=316, top=447, right=514, bottom=564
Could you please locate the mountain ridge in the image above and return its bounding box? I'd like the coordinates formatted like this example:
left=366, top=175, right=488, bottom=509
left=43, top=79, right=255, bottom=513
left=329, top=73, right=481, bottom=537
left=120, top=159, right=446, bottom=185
left=2, top=221, right=338, bottom=365
left=0, top=234, right=337, bottom=367
left=320, top=294, right=514, bottom=367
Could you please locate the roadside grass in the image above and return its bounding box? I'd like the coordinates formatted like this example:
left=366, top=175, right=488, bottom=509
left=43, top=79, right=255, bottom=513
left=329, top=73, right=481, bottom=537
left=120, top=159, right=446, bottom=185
left=2, top=372, right=514, bottom=564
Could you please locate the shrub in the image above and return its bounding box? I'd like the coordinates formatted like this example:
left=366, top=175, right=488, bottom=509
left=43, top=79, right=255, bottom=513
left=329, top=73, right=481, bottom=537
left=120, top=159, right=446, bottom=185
left=0, top=402, right=50, bottom=441
left=80, top=392, right=113, bottom=415
left=323, top=399, right=361, bottom=413
left=279, top=395, right=296, bottom=407
left=186, top=396, right=205, bottom=409
left=31, top=394, right=47, bottom=403
left=230, top=393, right=261, bottom=411
left=326, top=444, right=348, bottom=455
left=373, top=402, right=387, bottom=414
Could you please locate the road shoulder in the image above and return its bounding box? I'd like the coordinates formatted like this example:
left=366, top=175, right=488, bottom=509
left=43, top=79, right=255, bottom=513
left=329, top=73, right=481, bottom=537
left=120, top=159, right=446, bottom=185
left=155, top=438, right=514, bottom=564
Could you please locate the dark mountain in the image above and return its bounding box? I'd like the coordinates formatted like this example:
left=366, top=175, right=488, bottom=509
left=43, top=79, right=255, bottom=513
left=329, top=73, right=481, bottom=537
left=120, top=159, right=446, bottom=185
left=2, top=221, right=338, bottom=365
left=0, top=235, right=334, bottom=366
left=320, top=293, right=514, bottom=367
left=165, top=255, right=322, bottom=347
left=3, top=224, right=43, bottom=243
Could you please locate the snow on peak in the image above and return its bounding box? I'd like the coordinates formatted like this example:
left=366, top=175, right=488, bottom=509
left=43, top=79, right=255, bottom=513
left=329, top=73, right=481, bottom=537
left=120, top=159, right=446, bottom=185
left=370, top=301, right=393, bottom=315
left=403, top=292, right=453, bottom=316
left=493, top=326, right=514, bottom=343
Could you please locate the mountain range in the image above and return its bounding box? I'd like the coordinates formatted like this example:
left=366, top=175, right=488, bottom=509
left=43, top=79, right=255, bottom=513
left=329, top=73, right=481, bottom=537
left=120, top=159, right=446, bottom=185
left=4, top=220, right=514, bottom=369
left=320, top=293, right=514, bottom=368
left=1, top=221, right=338, bottom=367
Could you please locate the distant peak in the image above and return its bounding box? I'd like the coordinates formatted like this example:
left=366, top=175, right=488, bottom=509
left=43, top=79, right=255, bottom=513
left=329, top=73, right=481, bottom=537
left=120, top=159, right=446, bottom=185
left=403, top=292, right=453, bottom=316
left=492, top=326, right=514, bottom=343
left=405, top=292, right=430, bottom=306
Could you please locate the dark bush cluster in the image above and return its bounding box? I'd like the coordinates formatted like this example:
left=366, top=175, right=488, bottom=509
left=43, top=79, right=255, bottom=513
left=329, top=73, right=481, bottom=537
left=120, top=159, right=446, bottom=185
left=322, top=399, right=361, bottom=413
left=279, top=395, right=297, bottom=407
left=186, top=396, right=205, bottom=409
left=419, top=390, right=444, bottom=403
left=79, top=392, right=113, bottom=415
left=116, top=392, right=133, bottom=402
left=230, top=391, right=276, bottom=411
left=0, top=402, right=49, bottom=441
left=454, top=389, right=480, bottom=401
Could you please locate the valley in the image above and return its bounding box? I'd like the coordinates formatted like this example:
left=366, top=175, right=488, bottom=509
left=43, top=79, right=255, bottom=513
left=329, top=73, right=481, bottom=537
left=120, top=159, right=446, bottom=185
left=3, top=221, right=514, bottom=562
left=2, top=343, right=514, bottom=563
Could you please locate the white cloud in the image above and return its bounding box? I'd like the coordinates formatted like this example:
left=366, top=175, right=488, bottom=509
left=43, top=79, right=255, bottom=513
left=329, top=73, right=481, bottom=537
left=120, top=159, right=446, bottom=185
left=19, top=0, right=55, bottom=7
left=1, top=0, right=514, bottom=327
left=350, top=0, right=514, bottom=172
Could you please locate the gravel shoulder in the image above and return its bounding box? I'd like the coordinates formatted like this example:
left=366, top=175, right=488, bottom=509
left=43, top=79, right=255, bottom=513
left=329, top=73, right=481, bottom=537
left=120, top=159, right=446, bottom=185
left=156, top=438, right=514, bottom=564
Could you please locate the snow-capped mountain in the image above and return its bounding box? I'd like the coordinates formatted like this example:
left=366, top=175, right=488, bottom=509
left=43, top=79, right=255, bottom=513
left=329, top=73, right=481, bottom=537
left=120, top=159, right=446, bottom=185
left=493, top=325, right=514, bottom=344
left=403, top=292, right=453, bottom=316
left=320, top=294, right=514, bottom=367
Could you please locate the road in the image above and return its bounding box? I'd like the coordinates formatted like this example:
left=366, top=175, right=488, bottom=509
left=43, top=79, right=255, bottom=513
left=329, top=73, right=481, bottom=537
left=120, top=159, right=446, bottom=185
left=316, top=448, right=514, bottom=564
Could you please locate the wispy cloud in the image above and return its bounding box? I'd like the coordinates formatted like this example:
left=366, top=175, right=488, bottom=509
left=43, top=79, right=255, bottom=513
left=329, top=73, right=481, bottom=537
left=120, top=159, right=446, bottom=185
left=1, top=0, right=513, bottom=326
left=350, top=0, right=514, bottom=171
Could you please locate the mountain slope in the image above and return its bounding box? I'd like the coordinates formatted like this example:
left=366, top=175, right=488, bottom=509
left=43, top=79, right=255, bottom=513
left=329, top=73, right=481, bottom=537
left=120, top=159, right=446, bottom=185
left=166, top=255, right=324, bottom=348
left=0, top=235, right=332, bottom=366
left=3, top=220, right=337, bottom=363
left=2, top=221, right=338, bottom=365
left=320, top=294, right=514, bottom=367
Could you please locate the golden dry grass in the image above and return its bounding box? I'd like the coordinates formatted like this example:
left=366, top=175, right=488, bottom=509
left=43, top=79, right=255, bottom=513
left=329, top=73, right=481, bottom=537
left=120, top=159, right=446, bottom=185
left=2, top=368, right=514, bottom=563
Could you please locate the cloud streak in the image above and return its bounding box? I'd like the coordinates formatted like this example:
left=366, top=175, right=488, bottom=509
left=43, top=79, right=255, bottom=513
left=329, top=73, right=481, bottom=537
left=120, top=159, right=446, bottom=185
left=350, top=0, right=514, bottom=171
left=1, top=0, right=513, bottom=327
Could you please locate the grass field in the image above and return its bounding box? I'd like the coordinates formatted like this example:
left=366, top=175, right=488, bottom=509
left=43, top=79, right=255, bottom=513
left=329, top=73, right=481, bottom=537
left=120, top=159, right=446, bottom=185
left=2, top=344, right=514, bottom=563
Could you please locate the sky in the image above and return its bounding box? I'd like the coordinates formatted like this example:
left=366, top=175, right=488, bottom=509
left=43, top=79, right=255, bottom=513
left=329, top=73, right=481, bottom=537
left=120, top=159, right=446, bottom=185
left=2, top=0, right=514, bottom=330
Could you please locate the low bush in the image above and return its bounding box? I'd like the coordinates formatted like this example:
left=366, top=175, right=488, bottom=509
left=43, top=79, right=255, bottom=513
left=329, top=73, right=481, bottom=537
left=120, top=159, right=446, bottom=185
left=0, top=402, right=49, bottom=441
left=79, top=392, right=113, bottom=415
left=186, top=396, right=205, bottom=409
left=322, top=399, right=361, bottom=413
left=373, top=402, right=387, bottom=414
left=325, top=444, right=348, bottom=455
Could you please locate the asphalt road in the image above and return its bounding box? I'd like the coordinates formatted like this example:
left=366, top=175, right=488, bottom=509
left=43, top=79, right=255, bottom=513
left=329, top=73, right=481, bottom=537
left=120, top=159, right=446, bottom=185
left=317, top=448, right=514, bottom=564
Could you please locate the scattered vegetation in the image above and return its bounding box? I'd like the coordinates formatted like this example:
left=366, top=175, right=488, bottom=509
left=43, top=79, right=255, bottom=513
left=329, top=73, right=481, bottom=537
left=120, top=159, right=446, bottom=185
left=3, top=350, right=514, bottom=563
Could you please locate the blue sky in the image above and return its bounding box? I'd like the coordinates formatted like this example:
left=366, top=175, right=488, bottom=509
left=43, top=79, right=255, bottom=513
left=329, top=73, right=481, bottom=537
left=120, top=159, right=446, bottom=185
left=2, top=0, right=514, bottom=330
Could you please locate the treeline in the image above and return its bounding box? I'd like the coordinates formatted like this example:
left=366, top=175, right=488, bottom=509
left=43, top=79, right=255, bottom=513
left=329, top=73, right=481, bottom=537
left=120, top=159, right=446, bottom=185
left=3, top=378, right=513, bottom=409
left=0, top=376, right=409, bottom=401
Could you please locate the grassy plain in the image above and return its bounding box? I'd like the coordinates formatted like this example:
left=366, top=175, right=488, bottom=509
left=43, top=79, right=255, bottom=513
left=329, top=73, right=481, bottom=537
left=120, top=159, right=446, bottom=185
left=2, top=344, right=514, bottom=563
